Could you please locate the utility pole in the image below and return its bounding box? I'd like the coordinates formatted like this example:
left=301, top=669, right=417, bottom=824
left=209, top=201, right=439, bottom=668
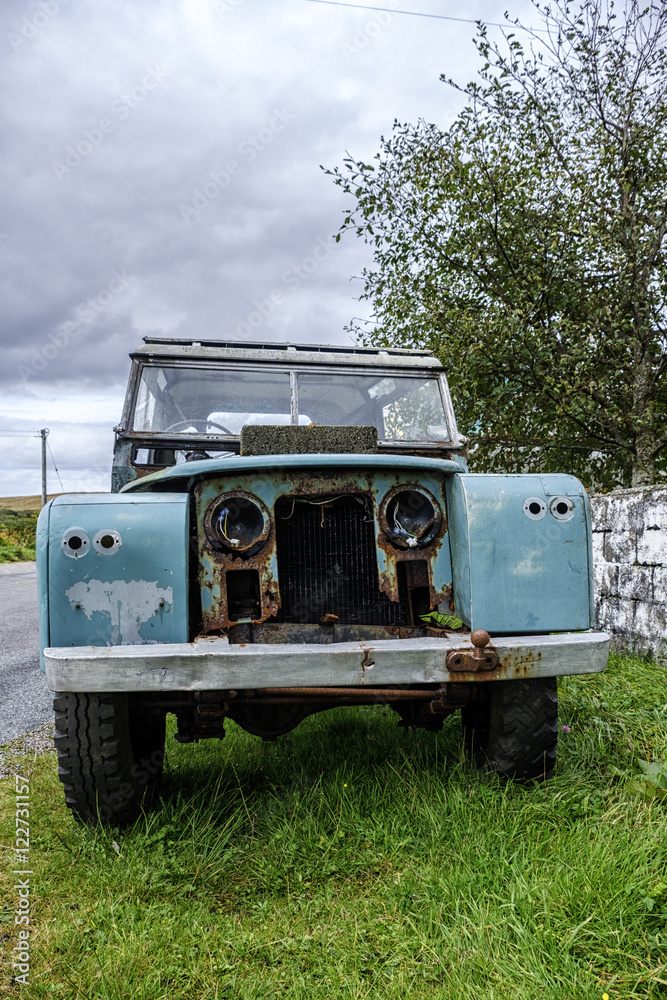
left=39, top=428, right=49, bottom=507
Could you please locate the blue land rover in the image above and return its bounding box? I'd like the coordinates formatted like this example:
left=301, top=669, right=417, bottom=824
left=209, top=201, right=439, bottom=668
left=37, top=338, right=609, bottom=823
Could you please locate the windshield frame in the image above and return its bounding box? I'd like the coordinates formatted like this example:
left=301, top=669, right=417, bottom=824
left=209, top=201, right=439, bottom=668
left=119, top=360, right=461, bottom=450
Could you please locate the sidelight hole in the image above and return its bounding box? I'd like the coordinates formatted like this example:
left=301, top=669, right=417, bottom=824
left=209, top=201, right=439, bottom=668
left=529, top=502, right=542, bottom=515
left=227, top=569, right=261, bottom=621
left=398, top=560, right=430, bottom=624
left=549, top=495, right=575, bottom=521
left=68, top=535, right=82, bottom=550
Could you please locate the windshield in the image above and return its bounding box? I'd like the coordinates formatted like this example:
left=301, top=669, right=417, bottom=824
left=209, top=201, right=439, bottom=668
left=132, top=365, right=452, bottom=443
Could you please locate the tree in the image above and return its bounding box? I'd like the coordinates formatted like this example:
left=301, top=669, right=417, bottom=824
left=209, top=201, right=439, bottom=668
left=328, top=0, right=667, bottom=489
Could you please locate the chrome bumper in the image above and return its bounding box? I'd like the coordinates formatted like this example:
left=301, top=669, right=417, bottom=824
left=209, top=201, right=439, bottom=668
left=44, top=631, right=610, bottom=693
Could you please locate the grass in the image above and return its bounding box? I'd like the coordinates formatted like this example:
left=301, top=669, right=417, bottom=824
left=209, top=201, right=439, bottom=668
left=0, top=508, right=39, bottom=562
left=1, top=652, right=666, bottom=998
left=0, top=496, right=100, bottom=562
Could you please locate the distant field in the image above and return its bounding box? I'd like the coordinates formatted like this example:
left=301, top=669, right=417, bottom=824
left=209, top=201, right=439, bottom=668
left=0, top=494, right=62, bottom=513
left=0, top=496, right=63, bottom=561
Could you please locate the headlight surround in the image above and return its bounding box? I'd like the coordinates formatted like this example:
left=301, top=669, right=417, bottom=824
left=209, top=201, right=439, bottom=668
left=204, top=491, right=271, bottom=554
left=380, top=487, right=442, bottom=549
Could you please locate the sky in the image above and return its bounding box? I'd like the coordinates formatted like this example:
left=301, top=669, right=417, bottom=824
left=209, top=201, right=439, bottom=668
left=0, top=0, right=537, bottom=497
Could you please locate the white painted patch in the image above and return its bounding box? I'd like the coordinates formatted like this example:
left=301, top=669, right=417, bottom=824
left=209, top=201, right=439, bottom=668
left=513, top=550, right=542, bottom=577
left=65, top=579, right=173, bottom=644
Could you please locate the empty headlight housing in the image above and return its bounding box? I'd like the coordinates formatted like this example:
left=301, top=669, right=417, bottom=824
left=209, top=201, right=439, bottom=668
left=204, top=492, right=271, bottom=554
left=380, top=488, right=441, bottom=549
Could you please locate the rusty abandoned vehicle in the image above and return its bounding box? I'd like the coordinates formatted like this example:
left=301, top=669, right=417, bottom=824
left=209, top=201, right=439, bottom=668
left=36, top=338, right=610, bottom=823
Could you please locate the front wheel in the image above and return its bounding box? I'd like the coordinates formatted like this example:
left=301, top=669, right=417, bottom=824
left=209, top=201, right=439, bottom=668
left=461, top=678, right=558, bottom=782
left=53, top=692, right=166, bottom=825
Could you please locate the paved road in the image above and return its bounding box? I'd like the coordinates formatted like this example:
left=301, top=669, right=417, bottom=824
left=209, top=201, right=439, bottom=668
left=0, top=562, right=52, bottom=744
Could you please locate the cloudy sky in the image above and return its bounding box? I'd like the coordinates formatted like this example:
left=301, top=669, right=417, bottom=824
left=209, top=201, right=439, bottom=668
left=0, top=0, right=536, bottom=497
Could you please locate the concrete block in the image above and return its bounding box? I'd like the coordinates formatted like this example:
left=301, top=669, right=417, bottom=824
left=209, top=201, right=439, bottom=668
left=593, top=493, right=642, bottom=533
left=633, top=600, right=667, bottom=646
left=637, top=525, right=667, bottom=566
left=596, top=596, right=635, bottom=635
left=618, top=565, right=653, bottom=602
left=591, top=531, right=607, bottom=569
left=604, top=530, right=636, bottom=565
left=595, top=562, right=619, bottom=598
left=652, top=566, right=667, bottom=602
left=589, top=495, right=613, bottom=532
left=642, top=489, right=667, bottom=529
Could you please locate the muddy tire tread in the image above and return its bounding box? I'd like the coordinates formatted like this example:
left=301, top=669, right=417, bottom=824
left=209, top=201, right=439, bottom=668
left=53, top=692, right=164, bottom=825
left=462, top=678, right=558, bottom=782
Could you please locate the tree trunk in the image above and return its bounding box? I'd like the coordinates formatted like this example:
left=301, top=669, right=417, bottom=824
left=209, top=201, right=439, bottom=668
left=631, top=338, right=657, bottom=487
left=632, top=428, right=655, bottom=486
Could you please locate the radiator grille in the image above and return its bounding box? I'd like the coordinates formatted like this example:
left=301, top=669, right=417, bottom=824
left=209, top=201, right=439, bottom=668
left=275, top=495, right=407, bottom=625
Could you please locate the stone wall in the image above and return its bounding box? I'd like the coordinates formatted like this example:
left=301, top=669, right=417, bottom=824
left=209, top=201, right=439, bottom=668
left=590, top=485, right=667, bottom=660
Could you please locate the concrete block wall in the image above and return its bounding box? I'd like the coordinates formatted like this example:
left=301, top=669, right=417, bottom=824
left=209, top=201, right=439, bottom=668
left=589, top=485, right=667, bottom=660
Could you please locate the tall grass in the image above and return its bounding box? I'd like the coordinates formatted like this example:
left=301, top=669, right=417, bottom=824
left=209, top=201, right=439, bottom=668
left=0, top=508, right=38, bottom=562
left=1, top=651, right=665, bottom=998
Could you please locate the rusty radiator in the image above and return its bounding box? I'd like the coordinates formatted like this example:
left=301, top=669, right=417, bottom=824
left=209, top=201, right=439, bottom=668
left=274, top=495, right=407, bottom=625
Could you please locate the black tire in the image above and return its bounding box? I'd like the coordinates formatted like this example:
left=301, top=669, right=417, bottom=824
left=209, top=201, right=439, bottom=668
left=461, top=678, right=558, bottom=782
left=53, top=692, right=166, bottom=826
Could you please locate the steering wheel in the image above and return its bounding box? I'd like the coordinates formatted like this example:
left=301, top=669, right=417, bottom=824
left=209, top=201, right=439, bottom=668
left=162, top=418, right=234, bottom=435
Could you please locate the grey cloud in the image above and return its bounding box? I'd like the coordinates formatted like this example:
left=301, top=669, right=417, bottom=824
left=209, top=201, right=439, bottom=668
left=0, top=0, right=536, bottom=493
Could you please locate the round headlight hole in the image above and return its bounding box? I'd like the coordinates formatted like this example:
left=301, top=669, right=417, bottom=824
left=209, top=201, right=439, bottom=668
left=206, top=493, right=270, bottom=553
left=523, top=497, right=547, bottom=520
left=550, top=496, right=575, bottom=521
left=93, top=529, right=122, bottom=555
left=380, top=488, right=441, bottom=549
left=61, top=528, right=90, bottom=558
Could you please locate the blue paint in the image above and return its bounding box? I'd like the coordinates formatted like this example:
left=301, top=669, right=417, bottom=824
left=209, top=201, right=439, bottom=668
left=40, top=494, right=190, bottom=662
left=121, top=452, right=468, bottom=492
left=445, top=474, right=593, bottom=632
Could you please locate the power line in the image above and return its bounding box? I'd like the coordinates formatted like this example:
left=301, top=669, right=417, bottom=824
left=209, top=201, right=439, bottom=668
left=46, top=438, right=65, bottom=492
left=298, top=0, right=541, bottom=31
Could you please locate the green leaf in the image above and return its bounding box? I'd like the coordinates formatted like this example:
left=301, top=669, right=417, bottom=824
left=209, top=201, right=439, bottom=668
left=420, top=612, right=464, bottom=630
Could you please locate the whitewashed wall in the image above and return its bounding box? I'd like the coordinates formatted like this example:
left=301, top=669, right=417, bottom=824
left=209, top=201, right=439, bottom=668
left=589, top=485, right=667, bottom=660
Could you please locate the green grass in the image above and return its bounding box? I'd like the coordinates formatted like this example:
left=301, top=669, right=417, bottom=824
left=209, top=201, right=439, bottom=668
left=0, top=508, right=38, bottom=562
left=1, top=652, right=666, bottom=998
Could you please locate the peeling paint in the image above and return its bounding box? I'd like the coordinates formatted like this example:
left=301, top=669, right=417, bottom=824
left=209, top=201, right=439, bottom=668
left=65, top=579, right=174, bottom=644
left=195, top=466, right=453, bottom=631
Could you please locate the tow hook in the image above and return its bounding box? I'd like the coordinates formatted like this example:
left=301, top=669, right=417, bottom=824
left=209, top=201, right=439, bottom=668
left=446, top=629, right=499, bottom=672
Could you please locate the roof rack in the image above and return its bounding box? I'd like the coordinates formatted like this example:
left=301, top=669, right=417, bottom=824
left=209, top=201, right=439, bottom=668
left=141, top=336, right=432, bottom=357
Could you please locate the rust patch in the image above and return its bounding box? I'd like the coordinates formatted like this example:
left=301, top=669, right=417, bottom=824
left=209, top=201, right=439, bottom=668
left=194, top=467, right=451, bottom=632
left=360, top=647, right=376, bottom=671
left=446, top=647, right=543, bottom=682
left=447, top=630, right=499, bottom=672
left=236, top=685, right=440, bottom=700
left=376, top=477, right=450, bottom=611
left=197, top=479, right=281, bottom=630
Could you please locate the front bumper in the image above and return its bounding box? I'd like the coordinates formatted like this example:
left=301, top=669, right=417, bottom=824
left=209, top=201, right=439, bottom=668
left=44, top=630, right=610, bottom=693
